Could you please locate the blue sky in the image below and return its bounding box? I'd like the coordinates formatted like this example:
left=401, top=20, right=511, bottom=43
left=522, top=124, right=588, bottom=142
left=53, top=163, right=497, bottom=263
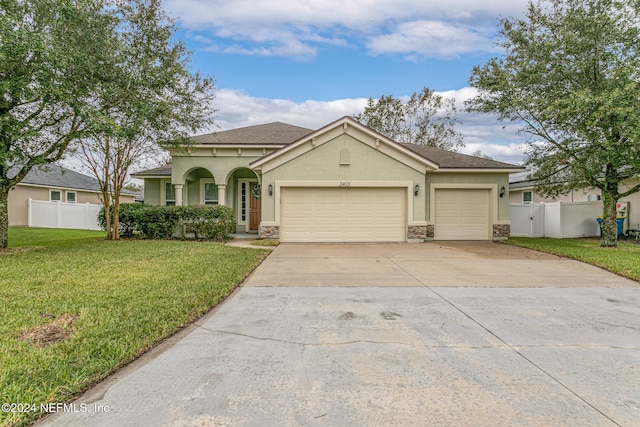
left=162, top=0, right=531, bottom=164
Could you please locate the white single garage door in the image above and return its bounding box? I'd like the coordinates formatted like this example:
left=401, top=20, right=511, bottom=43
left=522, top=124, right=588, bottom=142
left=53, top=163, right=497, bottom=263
left=434, top=189, right=490, bottom=240
left=280, top=187, right=406, bottom=242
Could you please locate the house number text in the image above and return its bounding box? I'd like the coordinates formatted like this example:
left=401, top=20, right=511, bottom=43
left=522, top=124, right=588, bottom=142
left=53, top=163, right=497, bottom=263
left=339, top=181, right=351, bottom=187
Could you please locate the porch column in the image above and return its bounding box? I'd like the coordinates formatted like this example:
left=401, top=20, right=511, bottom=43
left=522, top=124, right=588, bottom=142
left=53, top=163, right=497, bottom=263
left=174, top=184, right=184, bottom=206
left=218, top=184, right=227, bottom=206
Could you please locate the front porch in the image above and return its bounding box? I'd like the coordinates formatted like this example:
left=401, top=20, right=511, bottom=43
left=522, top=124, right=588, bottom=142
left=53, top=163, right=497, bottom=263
left=170, top=166, right=262, bottom=233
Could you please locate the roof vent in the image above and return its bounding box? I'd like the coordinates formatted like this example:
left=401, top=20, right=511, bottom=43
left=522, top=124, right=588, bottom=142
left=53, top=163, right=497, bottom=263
left=340, top=148, right=350, bottom=165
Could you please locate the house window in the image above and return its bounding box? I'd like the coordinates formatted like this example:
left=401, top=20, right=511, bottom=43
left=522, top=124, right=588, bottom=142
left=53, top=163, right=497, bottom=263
left=241, top=182, right=247, bottom=222
left=50, top=190, right=62, bottom=202
left=165, top=183, right=175, bottom=206
left=204, top=182, right=218, bottom=205
left=66, top=191, right=76, bottom=203
left=523, top=191, right=533, bottom=204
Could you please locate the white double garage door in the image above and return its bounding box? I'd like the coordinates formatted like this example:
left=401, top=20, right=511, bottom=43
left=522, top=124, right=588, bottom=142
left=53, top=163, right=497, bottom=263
left=279, top=187, right=490, bottom=242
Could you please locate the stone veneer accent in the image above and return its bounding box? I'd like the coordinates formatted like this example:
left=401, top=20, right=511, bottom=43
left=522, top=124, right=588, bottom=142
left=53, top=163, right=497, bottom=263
left=407, top=225, right=427, bottom=240
left=425, top=225, right=434, bottom=239
left=493, top=224, right=510, bottom=240
left=259, top=225, right=280, bottom=239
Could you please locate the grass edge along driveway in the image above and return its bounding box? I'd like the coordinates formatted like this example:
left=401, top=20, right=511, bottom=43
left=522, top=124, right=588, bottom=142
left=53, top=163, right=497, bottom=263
left=506, top=237, right=640, bottom=282
left=1, top=228, right=268, bottom=427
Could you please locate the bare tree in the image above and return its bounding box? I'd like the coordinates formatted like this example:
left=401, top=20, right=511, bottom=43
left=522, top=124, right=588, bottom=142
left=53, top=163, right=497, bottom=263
left=76, top=0, right=216, bottom=240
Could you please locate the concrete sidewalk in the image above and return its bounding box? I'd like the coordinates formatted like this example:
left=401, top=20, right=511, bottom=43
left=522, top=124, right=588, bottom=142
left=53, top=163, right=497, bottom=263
left=39, top=242, right=640, bottom=426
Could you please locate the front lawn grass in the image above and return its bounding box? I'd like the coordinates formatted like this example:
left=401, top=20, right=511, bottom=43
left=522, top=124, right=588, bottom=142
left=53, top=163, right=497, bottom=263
left=1, top=228, right=268, bottom=427
left=250, top=238, right=280, bottom=247
left=7, top=227, right=105, bottom=248
left=506, top=237, right=640, bottom=282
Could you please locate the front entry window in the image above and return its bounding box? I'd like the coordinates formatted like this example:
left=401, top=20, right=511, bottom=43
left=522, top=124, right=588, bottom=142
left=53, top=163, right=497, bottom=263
left=204, top=182, right=218, bottom=205
left=240, top=182, right=247, bottom=222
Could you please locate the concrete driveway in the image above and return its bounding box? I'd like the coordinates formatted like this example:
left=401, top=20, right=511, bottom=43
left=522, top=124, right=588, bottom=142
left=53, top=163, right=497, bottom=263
left=40, top=242, right=640, bottom=426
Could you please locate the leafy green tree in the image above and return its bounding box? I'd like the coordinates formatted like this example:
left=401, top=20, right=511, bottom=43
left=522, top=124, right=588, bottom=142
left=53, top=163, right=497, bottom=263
left=467, top=0, right=640, bottom=246
left=471, top=150, right=494, bottom=160
left=76, top=0, right=215, bottom=240
left=354, top=87, right=464, bottom=151
left=0, top=0, right=117, bottom=248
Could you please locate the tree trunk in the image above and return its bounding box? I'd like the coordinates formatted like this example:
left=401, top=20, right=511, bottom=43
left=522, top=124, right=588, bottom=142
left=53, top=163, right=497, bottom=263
left=600, top=192, right=618, bottom=247
left=0, top=186, right=9, bottom=249
left=104, top=203, right=113, bottom=240
left=112, top=197, right=120, bottom=240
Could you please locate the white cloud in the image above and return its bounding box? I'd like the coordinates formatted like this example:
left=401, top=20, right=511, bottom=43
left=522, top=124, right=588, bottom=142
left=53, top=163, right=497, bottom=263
left=368, top=20, right=496, bottom=59
left=211, top=89, right=368, bottom=130
left=164, top=0, right=528, bottom=60
left=209, top=40, right=318, bottom=61
left=459, top=142, right=527, bottom=164
left=165, top=0, right=525, bottom=30
left=211, top=88, right=527, bottom=164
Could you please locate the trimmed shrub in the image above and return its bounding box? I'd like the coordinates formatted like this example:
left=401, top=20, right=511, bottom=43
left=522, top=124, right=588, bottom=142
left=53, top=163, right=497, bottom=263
left=99, top=204, right=236, bottom=241
left=98, top=203, right=146, bottom=238
left=175, top=205, right=236, bottom=241
left=137, top=205, right=179, bottom=239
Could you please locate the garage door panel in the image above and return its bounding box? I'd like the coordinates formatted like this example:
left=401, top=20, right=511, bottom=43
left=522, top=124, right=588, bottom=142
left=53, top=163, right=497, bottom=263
left=281, top=187, right=405, bottom=242
left=434, top=189, right=490, bottom=240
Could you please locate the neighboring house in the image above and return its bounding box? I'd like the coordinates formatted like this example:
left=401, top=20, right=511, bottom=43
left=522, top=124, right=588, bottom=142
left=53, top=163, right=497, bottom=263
left=509, top=171, right=640, bottom=231
left=509, top=171, right=604, bottom=204
left=8, top=164, right=136, bottom=226
left=133, top=117, right=523, bottom=242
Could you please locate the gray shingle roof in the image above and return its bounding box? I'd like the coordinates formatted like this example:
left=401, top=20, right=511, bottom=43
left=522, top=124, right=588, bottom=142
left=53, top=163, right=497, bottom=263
left=131, top=164, right=172, bottom=177
left=191, top=122, right=314, bottom=145
left=133, top=121, right=523, bottom=176
left=15, top=164, right=135, bottom=194
left=400, top=143, right=522, bottom=169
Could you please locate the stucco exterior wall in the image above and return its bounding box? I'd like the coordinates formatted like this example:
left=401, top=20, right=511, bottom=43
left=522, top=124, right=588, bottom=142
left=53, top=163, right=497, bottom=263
left=426, top=172, right=510, bottom=222
left=260, top=133, right=427, bottom=224
left=144, top=179, right=162, bottom=205
left=8, top=185, right=49, bottom=226
left=162, top=148, right=265, bottom=209
left=170, top=148, right=266, bottom=185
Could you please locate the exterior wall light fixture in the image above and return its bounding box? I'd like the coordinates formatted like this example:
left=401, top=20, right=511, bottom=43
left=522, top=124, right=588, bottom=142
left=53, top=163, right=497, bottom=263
left=499, top=186, right=506, bottom=198
left=414, top=184, right=420, bottom=196
left=268, top=183, right=273, bottom=196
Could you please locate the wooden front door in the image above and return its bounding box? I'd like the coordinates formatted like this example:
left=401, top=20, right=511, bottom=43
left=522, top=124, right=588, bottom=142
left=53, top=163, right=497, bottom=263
left=249, top=182, right=261, bottom=231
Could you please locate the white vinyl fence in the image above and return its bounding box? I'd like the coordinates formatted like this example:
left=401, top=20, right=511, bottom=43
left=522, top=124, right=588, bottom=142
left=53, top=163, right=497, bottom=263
left=28, top=199, right=102, bottom=230
left=510, top=201, right=602, bottom=238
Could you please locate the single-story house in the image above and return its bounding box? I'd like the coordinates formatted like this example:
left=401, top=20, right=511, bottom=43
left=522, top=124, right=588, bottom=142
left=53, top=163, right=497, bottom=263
left=8, top=164, right=136, bottom=226
left=509, top=171, right=640, bottom=231
left=133, top=117, right=524, bottom=242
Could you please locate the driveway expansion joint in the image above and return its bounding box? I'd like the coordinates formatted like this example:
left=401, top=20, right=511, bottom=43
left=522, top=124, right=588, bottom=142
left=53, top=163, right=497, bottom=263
left=198, top=326, right=512, bottom=349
